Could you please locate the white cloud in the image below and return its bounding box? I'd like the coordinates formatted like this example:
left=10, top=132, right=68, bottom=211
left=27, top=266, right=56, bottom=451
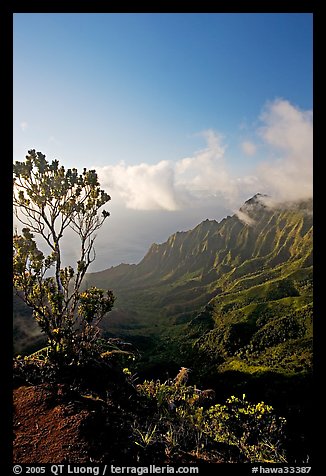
left=96, top=99, right=312, bottom=213
left=260, top=99, right=312, bottom=158
left=98, top=160, right=179, bottom=211
left=175, top=130, right=238, bottom=201
left=257, top=99, right=313, bottom=201
left=20, top=121, right=28, bottom=131
left=241, top=140, right=257, bottom=156
left=97, top=130, right=242, bottom=212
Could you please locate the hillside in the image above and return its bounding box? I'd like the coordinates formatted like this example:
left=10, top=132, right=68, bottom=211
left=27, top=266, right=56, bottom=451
left=85, top=195, right=312, bottom=373
left=14, top=194, right=313, bottom=375
left=13, top=194, right=313, bottom=461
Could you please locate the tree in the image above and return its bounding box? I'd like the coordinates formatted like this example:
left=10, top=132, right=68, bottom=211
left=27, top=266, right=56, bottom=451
left=13, top=149, right=115, bottom=365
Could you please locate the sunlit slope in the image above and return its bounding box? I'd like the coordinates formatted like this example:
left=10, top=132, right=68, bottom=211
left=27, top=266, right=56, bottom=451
left=87, top=195, right=312, bottom=331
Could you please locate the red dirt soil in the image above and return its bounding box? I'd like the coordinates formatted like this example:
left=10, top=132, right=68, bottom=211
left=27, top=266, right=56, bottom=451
left=13, top=383, right=222, bottom=464
left=13, top=385, right=99, bottom=463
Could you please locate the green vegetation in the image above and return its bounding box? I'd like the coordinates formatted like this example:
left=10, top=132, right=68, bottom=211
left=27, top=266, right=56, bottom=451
left=133, top=367, right=287, bottom=462
left=78, top=196, right=312, bottom=384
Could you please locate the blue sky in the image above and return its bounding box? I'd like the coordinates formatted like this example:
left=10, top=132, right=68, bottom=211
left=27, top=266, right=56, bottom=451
left=13, top=13, right=313, bottom=269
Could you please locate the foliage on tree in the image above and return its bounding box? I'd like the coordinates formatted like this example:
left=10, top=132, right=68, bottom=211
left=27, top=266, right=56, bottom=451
left=13, top=150, right=115, bottom=365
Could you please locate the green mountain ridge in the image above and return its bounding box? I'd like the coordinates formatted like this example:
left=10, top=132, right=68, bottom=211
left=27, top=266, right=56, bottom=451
left=86, top=195, right=312, bottom=344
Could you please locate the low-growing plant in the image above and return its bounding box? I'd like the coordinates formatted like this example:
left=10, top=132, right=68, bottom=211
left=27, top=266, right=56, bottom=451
left=205, top=395, right=287, bottom=462
left=136, top=368, right=287, bottom=462
left=133, top=422, right=158, bottom=449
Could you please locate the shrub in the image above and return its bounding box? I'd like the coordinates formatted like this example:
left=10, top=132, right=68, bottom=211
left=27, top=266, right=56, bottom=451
left=136, top=369, right=286, bottom=462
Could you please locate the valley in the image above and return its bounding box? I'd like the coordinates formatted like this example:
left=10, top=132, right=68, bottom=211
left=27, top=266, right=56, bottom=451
left=85, top=195, right=312, bottom=379
left=13, top=194, right=313, bottom=461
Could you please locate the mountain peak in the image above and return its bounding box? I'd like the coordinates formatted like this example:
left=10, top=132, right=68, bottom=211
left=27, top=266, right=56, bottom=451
left=244, top=193, right=268, bottom=206
left=239, top=193, right=269, bottom=214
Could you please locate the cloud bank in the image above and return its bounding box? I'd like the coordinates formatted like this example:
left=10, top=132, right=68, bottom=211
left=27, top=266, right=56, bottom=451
left=97, top=99, right=312, bottom=213
left=258, top=99, right=313, bottom=201
left=99, top=160, right=179, bottom=211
